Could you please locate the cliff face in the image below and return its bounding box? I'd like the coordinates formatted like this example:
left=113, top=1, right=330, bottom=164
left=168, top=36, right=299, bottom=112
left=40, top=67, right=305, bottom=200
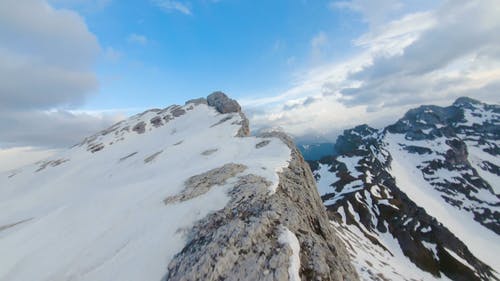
left=309, top=97, right=500, bottom=281
left=0, top=92, right=357, bottom=281
left=166, top=131, right=358, bottom=281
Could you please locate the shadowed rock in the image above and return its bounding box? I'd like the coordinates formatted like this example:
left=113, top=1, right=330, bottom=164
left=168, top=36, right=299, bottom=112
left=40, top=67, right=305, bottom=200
left=150, top=116, right=163, bottom=127
left=210, top=116, right=233, bottom=127
left=35, top=159, right=70, bottom=172
left=132, top=121, right=146, bottom=134
left=207, top=92, right=241, bottom=114
left=256, top=140, right=271, bottom=149
left=201, top=149, right=218, bottom=156
left=144, top=151, right=163, bottom=163
left=0, top=218, right=33, bottom=232
left=119, top=152, right=138, bottom=162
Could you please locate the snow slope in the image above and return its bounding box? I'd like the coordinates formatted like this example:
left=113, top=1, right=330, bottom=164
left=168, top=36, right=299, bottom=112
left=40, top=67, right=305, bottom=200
left=386, top=132, right=500, bottom=272
left=0, top=100, right=291, bottom=281
left=309, top=97, right=500, bottom=281
left=332, top=221, right=453, bottom=281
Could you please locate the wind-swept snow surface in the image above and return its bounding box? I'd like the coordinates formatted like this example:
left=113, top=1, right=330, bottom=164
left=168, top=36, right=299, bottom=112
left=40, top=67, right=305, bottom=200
left=0, top=101, right=291, bottom=281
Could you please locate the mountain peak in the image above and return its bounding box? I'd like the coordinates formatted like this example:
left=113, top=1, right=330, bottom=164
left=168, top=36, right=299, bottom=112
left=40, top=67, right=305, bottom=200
left=207, top=91, right=242, bottom=114
left=453, top=96, right=482, bottom=107
left=309, top=97, right=500, bottom=280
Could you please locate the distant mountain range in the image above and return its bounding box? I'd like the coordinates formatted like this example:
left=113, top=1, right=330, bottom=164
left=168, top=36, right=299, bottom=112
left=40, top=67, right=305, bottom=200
left=308, top=97, right=499, bottom=281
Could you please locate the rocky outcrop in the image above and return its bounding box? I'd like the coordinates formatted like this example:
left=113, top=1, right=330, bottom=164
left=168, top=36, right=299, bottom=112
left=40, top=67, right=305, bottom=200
left=164, top=163, right=247, bottom=204
left=207, top=91, right=242, bottom=114
left=76, top=92, right=250, bottom=153
left=165, top=132, right=358, bottom=281
left=205, top=91, right=250, bottom=137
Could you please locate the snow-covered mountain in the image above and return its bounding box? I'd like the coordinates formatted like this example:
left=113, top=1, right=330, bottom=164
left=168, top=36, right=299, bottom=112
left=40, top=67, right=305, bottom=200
left=310, top=97, right=499, bottom=281
left=0, top=92, right=358, bottom=281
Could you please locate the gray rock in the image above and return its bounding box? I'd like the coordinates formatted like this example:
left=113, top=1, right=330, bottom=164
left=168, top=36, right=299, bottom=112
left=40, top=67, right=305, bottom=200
left=207, top=91, right=241, bottom=114
left=132, top=121, right=146, bottom=134
left=235, top=112, right=250, bottom=137
left=87, top=143, right=104, bottom=153
left=35, top=159, right=70, bottom=172
left=119, top=152, right=138, bottom=162
left=150, top=116, right=163, bottom=127
left=171, top=106, right=186, bottom=117
left=210, top=116, right=233, bottom=128
left=201, top=149, right=218, bottom=156
left=144, top=150, right=163, bottom=163
left=256, top=140, right=271, bottom=149
left=164, top=132, right=358, bottom=281
left=164, top=163, right=247, bottom=205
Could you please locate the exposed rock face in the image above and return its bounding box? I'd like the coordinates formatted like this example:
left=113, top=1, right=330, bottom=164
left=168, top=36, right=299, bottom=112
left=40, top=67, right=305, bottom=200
left=165, top=132, right=358, bottom=281
left=204, top=91, right=250, bottom=137
left=76, top=92, right=250, bottom=153
left=308, top=97, right=500, bottom=281
left=235, top=112, right=250, bottom=137
left=321, top=126, right=493, bottom=280
left=164, top=163, right=247, bottom=204
left=207, top=91, right=242, bottom=114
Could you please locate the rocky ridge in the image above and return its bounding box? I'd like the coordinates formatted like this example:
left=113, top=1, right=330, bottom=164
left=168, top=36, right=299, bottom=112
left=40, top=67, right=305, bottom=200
left=0, top=92, right=357, bottom=281
left=309, top=97, right=499, bottom=281
left=166, top=132, right=357, bottom=281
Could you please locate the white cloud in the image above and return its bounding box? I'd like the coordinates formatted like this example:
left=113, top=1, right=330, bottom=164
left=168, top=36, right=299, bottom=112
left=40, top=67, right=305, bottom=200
left=342, top=0, right=500, bottom=107
left=48, top=0, right=112, bottom=11
left=0, top=109, right=125, bottom=148
left=128, top=33, right=149, bottom=45
left=0, top=147, right=59, bottom=173
left=103, top=46, right=122, bottom=61
left=244, top=0, right=500, bottom=140
left=311, top=31, right=329, bottom=59
left=311, top=32, right=328, bottom=49
left=331, top=0, right=403, bottom=26
left=249, top=94, right=406, bottom=142
left=0, top=0, right=119, bottom=148
left=0, top=0, right=100, bottom=110
left=152, top=0, right=191, bottom=15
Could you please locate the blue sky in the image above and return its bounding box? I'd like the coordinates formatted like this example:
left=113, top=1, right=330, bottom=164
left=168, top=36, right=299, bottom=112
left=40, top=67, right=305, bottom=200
left=60, top=0, right=368, bottom=111
left=0, top=0, right=499, bottom=159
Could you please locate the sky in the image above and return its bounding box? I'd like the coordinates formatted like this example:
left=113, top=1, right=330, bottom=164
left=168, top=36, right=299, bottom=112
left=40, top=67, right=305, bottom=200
left=1, top=0, right=500, bottom=169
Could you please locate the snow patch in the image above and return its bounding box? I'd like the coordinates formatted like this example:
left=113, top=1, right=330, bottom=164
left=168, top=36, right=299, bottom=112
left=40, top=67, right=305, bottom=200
left=337, top=156, right=363, bottom=177
left=278, top=226, right=301, bottom=281
left=314, top=164, right=338, bottom=197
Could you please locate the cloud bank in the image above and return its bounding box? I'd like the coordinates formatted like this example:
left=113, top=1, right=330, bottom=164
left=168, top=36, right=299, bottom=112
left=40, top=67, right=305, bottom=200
left=245, top=0, right=500, bottom=141
left=0, top=0, right=120, bottom=148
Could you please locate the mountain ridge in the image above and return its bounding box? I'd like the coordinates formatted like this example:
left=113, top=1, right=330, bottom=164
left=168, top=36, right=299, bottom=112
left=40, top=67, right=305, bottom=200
left=310, top=96, right=499, bottom=281
left=0, top=92, right=358, bottom=281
